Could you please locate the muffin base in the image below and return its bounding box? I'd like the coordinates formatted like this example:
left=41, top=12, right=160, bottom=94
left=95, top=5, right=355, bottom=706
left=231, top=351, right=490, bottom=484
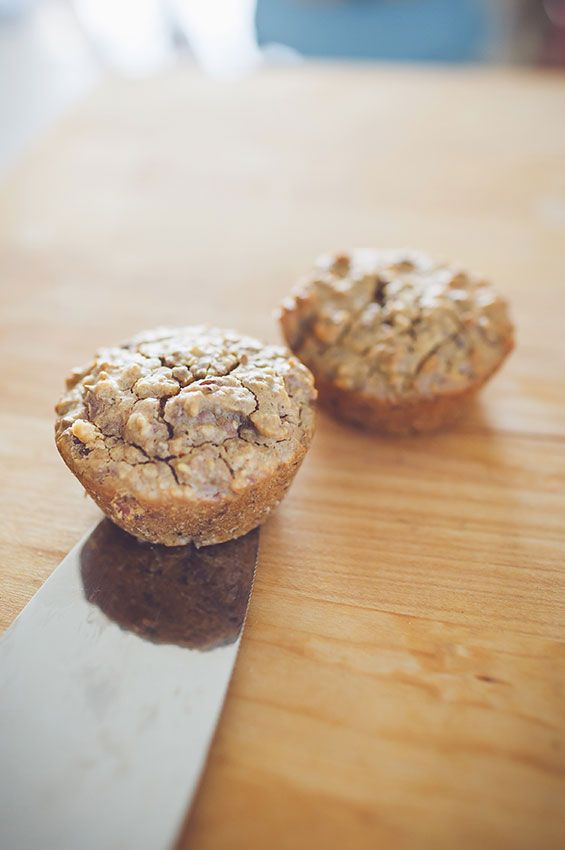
left=57, top=433, right=308, bottom=546
left=314, top=344, right=513, bottom=435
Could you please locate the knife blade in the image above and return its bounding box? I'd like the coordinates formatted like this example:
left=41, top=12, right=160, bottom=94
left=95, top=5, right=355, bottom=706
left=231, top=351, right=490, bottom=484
left=0, top=520, right=260, bottom=850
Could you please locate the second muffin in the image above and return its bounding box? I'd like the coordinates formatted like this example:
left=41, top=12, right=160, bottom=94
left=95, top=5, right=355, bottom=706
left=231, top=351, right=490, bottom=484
left=279, top=250, right=514, bottom=434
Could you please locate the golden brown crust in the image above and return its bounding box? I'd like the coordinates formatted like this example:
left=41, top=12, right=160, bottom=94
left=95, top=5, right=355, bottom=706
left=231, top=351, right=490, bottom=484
left=314, top=337, right=514, bottom=434
left=58, top=430, right=307, bottom=545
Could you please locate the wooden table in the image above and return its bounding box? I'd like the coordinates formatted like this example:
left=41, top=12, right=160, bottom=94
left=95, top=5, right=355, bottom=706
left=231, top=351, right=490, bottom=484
left=1, top=65, right=564, bottom=850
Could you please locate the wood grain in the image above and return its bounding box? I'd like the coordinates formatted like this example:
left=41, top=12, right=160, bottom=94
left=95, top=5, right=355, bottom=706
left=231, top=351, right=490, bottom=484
left=0, top=65, right=564, bottom=850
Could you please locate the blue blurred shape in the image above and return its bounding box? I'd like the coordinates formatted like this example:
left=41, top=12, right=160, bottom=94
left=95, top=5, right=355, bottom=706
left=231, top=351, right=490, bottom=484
left=256, top=0, right=491, bottom=62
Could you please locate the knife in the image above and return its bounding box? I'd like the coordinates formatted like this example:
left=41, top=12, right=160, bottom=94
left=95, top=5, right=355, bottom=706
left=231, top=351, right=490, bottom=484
left=0, top=519, right=260, bottom=850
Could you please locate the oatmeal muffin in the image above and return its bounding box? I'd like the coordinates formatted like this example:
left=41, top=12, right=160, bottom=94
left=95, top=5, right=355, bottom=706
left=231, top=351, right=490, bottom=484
left=55, top=326, right=316, bottom=546
left=279, top=250, right=514, bottom=434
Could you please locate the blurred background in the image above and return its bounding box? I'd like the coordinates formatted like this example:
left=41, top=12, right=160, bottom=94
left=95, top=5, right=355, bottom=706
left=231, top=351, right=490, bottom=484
left=1, top=0, right=564, bottom=175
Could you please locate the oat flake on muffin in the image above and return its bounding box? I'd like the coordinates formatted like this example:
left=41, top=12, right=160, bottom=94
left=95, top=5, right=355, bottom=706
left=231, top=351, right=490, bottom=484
left=279, top=249, right=514, bottom=434
left=55, top=326, right=316, bottom=546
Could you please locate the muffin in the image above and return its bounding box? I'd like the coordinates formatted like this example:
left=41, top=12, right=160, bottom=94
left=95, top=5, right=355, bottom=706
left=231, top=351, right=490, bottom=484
left=279, top=250, right=514, bottom=434
left=55, top=326, right=316, bottom=546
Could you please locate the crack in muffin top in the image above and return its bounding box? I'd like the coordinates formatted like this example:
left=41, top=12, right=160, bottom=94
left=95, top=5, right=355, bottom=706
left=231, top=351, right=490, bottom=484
left=55, top=326, right=316, bottom=501
left=280, top=250, right=514, bottom=401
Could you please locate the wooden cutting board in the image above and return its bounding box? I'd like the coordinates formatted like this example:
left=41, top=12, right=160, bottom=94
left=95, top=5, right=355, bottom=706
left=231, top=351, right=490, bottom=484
left=1, top=65, right=564, bottom=850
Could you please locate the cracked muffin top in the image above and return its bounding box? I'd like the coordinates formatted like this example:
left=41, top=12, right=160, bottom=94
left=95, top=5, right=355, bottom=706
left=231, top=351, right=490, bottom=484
left=55, top=326, right=316, bottom=502
left=280, top=250, right=514, bottom=402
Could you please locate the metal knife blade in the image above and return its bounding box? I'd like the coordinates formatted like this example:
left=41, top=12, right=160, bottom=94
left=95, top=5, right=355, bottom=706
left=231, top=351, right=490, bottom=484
left=0, top=520, right=260, bottom=850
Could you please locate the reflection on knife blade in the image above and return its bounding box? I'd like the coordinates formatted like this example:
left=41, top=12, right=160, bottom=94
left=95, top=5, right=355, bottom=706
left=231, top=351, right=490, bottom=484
left=81, top=521, right=259, bottom=650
